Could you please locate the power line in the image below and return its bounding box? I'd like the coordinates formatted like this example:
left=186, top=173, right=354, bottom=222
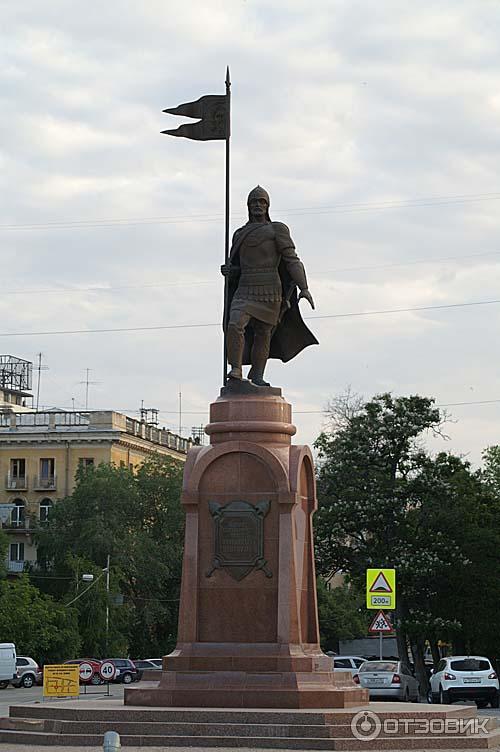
left=1, top=191, right=499, bottom=231
left=3, top=249, right=500, bottom=299
left=1, top=296, right=500, bottom=339
left=55, top=397, right=500, bottom=418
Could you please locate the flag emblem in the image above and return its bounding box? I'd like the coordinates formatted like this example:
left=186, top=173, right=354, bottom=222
left=162, top=94, right=229, bottom=141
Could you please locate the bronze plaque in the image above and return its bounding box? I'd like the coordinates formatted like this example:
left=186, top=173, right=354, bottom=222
left=206, top=500, right=272, bottom=581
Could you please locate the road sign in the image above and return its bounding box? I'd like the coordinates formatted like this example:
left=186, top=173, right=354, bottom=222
left=366, top=568, right=396, bottom=609
left=369, top=610, right=393, bottom=633
left=78, top=662, right=93, bottom=682
left=43, top=664, right=79, bottom=697
left=99, top=661, right=117, bottom=682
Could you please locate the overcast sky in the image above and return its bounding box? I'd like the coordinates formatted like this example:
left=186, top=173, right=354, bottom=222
left=2, top=0, right=500, bottom=465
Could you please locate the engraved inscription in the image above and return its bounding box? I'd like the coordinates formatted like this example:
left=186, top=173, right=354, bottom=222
left=206, top=499, right=272, bottom=581
left=219, top=516, right=257, bottom=558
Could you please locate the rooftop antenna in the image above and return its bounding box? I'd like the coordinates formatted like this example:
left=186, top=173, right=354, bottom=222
left=35, top=353, right=49, bottom=411
left=79, top=368, right=100, bottom=410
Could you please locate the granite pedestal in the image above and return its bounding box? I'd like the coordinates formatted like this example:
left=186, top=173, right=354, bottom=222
left=125, top=386, right=368, bottom=708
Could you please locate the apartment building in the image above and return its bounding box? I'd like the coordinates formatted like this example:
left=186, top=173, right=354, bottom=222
left=0, top=410, right=192, bottom=572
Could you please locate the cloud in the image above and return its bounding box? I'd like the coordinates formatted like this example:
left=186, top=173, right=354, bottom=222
left=1, top=0, right=500, bottom=462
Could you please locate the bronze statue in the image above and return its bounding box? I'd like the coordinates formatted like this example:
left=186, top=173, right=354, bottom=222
left=222, top=186, right=318, bottom=387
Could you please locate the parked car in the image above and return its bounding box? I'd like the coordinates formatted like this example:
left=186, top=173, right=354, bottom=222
left=332, top=656, right=367, bottom=675
left=145, top=658, right=162, bottom=668
left=428, top=656, right=499, bottom=708
left=353, top=660, right=420, bottom=701
left=132, top=659, right=161, bottom=673
left=0, top=643, right=17, bottom=689
left=64, top=659, right=103, bottom=685
left=103, top=658, right=142, bottom=684
left=12, top=657, right=42, bottom=688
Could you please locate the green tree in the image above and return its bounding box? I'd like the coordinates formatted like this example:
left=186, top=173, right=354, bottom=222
left=314, top=393, right=472, bottom=691
left=33, top=454, right=184, bottom=658
left=0, top=575, right=80, bottom=663
left=0, top=529, right=9, bottom=579
left=316, top=577, right=366, bottom=652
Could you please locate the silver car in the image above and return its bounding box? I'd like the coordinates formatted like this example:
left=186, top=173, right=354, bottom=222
left=332, top=656, right=367, bottom=675
left=354, top=660, right=420, bottom=701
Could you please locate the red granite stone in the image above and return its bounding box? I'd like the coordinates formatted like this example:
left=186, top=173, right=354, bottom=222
left=126, top=390, right=368, bottom=709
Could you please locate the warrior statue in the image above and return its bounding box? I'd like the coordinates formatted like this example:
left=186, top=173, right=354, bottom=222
left=222, top=186, right=318, bottom=386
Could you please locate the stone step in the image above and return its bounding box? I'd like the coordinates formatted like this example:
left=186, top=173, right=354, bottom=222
left=2, top=716, right=497, bottom=739
left=0, top=729, right=498, bottom=750
left=7, top=703, right=477, bottom=725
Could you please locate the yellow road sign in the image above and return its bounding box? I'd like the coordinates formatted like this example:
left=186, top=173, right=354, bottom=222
left=366, top=568, right=396, bottom=609
left=43, top=664, right=79, bottom=697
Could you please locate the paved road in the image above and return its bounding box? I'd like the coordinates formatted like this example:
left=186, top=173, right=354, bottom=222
left=0, top=682, right=125, bottom=719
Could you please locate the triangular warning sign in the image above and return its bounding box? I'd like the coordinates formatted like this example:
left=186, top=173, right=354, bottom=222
left=369, top=571, right=392, bottom=593
left=369, top=610, right=393, bottom=633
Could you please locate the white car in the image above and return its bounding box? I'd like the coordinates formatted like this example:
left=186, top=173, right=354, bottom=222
left=332, top=656, right=367, bottom=675
left=354, top=660, right=420, bottom=702
left=429, top=655, right=499, bottom=708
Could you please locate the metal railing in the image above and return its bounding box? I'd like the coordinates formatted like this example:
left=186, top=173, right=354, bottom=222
left=6, top=560, right=25, bottom=573
left=5, top=474, right=27, bottom=490
left=34, top=475, right=57, bottom=490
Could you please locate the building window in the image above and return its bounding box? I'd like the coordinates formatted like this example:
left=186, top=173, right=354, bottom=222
left=79, top=458, right=94, bottom=468
left=40, top=498, right=52, bottom=524
left=10, top=459, right=25, bottom=479
left=9, top=542, right=24, bottom=562
left=11, top=499, right=25, bottom=528
left=40, top=458, right=55, bottom=480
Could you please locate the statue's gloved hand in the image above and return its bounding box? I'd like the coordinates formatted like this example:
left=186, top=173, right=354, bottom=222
left=298, top=289, right=315, bottom=309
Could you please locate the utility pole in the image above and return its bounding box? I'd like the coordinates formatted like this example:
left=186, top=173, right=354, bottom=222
left=178, top=389, right=182, bottom=436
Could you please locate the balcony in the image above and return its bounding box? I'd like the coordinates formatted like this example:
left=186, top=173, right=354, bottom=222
left=6, top=560, right=25, bottom=573
left=5, top=474, right=27, bottom=491
left=34, top=475, right=56, bottom=491
left=2, top=518, right=31, bottom=532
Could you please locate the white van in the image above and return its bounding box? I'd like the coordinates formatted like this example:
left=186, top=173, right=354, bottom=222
left=0, top=644, right=17, bottom=688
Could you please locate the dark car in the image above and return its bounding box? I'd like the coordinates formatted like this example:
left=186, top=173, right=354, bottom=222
left=104, top=658, right=142, bottom=684
left=132, top=659, right=161, bottom=673
left=64, top=659, right=103, bottom=685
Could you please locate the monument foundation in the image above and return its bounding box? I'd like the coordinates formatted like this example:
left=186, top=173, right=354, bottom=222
left=126, top=386, right=368, bottom=708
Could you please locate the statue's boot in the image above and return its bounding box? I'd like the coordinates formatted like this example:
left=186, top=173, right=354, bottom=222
left=249, top=323, right=272, bottom=387
left=226, top=321, right=244, bottom=380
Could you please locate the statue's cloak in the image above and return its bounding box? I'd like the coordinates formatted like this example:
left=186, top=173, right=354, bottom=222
left=224, top=223, right=319, bottom=364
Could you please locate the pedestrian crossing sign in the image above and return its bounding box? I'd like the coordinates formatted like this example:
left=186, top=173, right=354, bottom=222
left=366, top=568, right=396, bottom=609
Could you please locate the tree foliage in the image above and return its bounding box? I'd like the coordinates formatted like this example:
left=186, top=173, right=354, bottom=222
left=33, top=454, right=184, bottom=658
left=0, top=575, right=80, bottom=663
left=316, top=577, right=366, bottom=652
left=314, top=392, right=500, bottom=689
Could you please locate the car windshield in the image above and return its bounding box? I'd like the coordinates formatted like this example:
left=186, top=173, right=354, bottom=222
left=360, top=662, right=398, bottom=673
left=450, top=659, right=491, bottom=672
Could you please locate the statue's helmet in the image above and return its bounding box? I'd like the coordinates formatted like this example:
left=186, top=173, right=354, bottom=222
left=247, top=185, right=270, bottom=206
left=247, top=185, right=271, bottom=220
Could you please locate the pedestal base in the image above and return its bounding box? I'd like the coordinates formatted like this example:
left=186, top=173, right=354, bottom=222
left=125, top=390, right=368, bottom=710
left=126, top=644, right=366, bottom=708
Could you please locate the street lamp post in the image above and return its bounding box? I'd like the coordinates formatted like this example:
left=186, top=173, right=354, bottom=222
left=105, top=554, right=110, bottom=655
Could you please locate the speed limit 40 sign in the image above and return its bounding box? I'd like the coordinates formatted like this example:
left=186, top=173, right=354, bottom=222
left=99, top=661, right=117, bottom=682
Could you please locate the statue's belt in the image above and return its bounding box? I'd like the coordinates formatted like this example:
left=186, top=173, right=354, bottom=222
left=239, top=270, right=281, bottom=286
